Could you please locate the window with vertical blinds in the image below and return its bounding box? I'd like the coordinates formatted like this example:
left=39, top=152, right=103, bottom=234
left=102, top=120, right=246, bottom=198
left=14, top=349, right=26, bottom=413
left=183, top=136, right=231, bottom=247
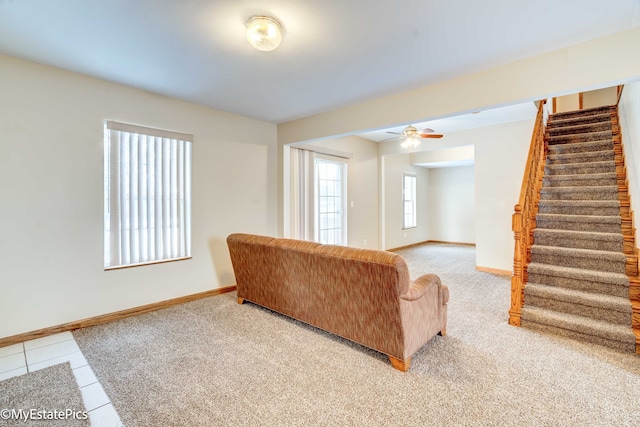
left=104, top=121, right=192, bottom=269
left=403, top=173, right=417, bottom=229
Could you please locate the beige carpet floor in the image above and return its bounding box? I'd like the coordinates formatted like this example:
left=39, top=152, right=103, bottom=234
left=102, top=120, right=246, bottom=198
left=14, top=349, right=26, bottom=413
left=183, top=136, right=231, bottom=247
left=0, top=362, right=89, bottom=426
left=74, top=243, right=640, bottom=426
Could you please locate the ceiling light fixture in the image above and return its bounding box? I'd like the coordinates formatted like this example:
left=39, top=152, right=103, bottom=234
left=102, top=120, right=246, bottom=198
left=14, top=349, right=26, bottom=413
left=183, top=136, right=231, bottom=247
left=401, top=135, right=420, bottom=150
left=246, top=16, right=282, bottom=52
left=400, top=125, right=421, bottom=149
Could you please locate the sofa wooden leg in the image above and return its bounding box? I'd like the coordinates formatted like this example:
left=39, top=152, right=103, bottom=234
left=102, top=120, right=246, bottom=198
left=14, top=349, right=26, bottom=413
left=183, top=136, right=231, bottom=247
left=438, top=328, right=446, bottom=337
left=237, top=297, right=245, bottom=305
left=389, top=356, right=411, bottom=372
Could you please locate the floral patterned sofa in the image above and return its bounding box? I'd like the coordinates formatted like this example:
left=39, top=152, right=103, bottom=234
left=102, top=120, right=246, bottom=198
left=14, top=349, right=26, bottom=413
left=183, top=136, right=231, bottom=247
left=226, top=233, right=449, bottom=372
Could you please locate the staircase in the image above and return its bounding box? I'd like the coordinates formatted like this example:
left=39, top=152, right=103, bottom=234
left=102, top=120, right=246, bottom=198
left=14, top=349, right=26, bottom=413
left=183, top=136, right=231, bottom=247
left=520, top=105, right=639, bottom=353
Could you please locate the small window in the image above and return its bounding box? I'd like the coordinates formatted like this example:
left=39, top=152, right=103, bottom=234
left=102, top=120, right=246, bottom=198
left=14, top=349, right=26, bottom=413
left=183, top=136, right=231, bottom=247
left=403, top=173, right=417, bottom=229
left=104, top=121, right=192, bottom=269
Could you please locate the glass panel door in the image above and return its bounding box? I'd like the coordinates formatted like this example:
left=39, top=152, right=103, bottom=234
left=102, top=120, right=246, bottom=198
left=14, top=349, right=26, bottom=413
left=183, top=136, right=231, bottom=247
left=314, top=158, right=347, bottom=245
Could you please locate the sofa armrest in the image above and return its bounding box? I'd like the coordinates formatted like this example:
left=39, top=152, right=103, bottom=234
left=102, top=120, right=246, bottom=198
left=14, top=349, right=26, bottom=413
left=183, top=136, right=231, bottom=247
left=400, top=274, right=445, bottom=302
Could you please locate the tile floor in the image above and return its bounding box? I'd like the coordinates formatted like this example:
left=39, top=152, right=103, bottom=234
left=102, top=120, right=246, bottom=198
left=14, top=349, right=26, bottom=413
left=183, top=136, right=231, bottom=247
left=0, top=332, right=123, bottom=427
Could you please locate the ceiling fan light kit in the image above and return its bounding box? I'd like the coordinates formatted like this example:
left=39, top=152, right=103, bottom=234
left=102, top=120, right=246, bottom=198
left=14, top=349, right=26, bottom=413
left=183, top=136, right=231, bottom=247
left=246, top=16, right=282, bottom=51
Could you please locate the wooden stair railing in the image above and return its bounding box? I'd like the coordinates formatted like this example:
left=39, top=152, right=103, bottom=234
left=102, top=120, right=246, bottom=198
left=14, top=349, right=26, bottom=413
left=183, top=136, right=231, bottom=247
left=509, top=100, right=547, bottom=326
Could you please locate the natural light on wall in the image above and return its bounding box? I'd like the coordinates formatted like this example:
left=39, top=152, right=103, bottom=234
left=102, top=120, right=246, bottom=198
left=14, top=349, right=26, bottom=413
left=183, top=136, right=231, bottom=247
left=104, top=121, right=193, bottom=269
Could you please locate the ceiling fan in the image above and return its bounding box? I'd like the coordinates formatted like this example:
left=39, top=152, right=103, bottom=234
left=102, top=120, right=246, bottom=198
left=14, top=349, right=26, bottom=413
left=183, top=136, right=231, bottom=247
left=386, top=125, right=444, bottom=139
left=384, top=125, right=443, bottom=149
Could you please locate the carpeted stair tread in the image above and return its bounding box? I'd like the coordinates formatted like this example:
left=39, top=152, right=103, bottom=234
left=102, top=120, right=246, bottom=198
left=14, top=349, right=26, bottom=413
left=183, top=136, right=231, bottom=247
left=537, top=200, right=620, bottom=216
left=547, top=139, right=613, bottom=155
left=520, top=306, right=635, bottom=350
left=524, top=283, right=632, bottom=314
left=536, top=213, right=621, bottom=224
left=540, top=186, right=619, bottom=201
left=535, top=213, right=622, bottom=233
left=548, top=112, right=612, bottom=128
left=533, top=229, right=623, bottom=252
left=544, top=160, right=615, bottom=175
left=527, top=262, right=629, bottom=286
left=530, top=245, right=627, bottom=274
left=549, top=106, right=613, bottom=121
left=542, top=172, right=617, bottom=187
left=547, top=130, right=612, bottom=145
left=548, top=122, right=611, bottom=136
left=546, top=150, right=614, bottom=165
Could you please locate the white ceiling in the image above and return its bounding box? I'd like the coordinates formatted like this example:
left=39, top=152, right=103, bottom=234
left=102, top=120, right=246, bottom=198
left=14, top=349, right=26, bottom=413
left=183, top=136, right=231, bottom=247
left=0, top=1, right=639, bottom=124
left=358, top=102, right=539, bottom=142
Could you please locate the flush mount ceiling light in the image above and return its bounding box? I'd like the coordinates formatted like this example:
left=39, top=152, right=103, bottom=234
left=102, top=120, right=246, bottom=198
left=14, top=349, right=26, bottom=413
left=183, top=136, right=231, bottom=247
left=246, top=16, right=282, bottom=51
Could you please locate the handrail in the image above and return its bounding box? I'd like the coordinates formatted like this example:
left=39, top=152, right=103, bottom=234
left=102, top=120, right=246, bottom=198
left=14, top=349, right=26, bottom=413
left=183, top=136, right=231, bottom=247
left=509, top=100, right=547, bottom=326
left=617, top=85, right=624, bottom=105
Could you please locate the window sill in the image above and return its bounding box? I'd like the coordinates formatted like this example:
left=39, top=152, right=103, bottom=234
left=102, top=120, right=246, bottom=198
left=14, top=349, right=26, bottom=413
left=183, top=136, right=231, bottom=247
left=104, top=256, right=192, bottom=271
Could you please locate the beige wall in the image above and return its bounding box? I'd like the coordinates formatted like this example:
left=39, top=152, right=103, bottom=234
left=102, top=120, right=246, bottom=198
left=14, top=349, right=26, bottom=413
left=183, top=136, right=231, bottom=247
left=0, top=54, right=278, bottom=339
left=619, top=81, right=640, bottom=246
left=312, top=136, right=380, bottom=249
left=473, top=120, right=535, bottom=271
left=582, top=87, right=618, bottom=109
left=383, top=154, right=430, bottom=250
left=555, top=93, right=580, bottom=113
left=428, top=166, right=476, bottom=244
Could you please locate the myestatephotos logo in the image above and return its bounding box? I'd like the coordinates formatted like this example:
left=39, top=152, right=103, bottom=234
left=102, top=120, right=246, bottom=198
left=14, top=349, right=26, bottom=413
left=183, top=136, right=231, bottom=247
left=1, top=408, right=88, bottom=422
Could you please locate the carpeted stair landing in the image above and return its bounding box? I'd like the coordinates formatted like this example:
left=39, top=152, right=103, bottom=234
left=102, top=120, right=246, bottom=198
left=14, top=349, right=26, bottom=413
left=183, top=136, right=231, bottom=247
left=521, top=106, right=636, bottom=352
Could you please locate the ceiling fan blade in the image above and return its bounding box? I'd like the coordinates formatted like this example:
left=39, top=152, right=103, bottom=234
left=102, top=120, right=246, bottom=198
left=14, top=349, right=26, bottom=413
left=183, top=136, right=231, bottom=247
left=419, top=134, right=443, bottom=138
left=385, top=131, right=402, bottom=135
left=418, top=128, right=435, bottom=134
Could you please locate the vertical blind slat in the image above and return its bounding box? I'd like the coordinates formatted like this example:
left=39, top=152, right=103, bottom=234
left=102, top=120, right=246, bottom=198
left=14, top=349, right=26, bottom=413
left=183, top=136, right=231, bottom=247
left=147, top=137, right=155, bottom=261
left=177, top=140, right=185, bottom=256
left=170, top=139, right=178, bottom=259
left=130, top=133, right=139, bottom=263
left=155, top=137, right=163, bottom=260
left=185, top=142, right=192, bottom=257
left=163, top=139, right=171, bottom=260
left=120, top=132, right=130, bottom=265
left=104, top=124, right=192, bottom=268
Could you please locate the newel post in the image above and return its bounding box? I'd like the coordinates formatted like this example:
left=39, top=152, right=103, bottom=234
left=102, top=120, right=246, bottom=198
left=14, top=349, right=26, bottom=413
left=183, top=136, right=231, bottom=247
left=509, top=204, right=523, bottom=326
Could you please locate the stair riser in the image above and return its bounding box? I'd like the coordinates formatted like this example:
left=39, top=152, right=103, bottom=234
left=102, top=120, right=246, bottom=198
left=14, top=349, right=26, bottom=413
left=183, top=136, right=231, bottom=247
left=533, top=234, right=622, bottom=252
left=530, top=252, right=626, bottom=274
left=526, top=272, right=629, bottom=298
left=537, top=204, right=620, bottom=216
left=545, top=164, right=615, bottom=176
left=520, top=319, right=636, bottom=353
left=546, top=152, right=615, bottom=165
left=524, top=295, right=632, bottom=325
left=548, top=131, right=612, bottom=145
left=535, top=219, right=621, bottom=233
left=548, top=141, right=613, bottom=155
left=540, top=189, right=619, bottom=201
left=542, top=177, right=617, bottom=187
left=548, top=123, right=612, bottom=136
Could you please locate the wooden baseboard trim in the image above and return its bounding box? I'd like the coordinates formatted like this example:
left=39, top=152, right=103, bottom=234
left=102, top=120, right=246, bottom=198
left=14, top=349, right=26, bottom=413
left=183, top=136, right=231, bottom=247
left=426, top=240, right=476, bottom=247
left=0, top=285, right=237, bottom=348
left=387, top=241, right=431, bottom=252
left=388, top=240, right=475, bottom=252
left=476, top=266, right=512, bottom=276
